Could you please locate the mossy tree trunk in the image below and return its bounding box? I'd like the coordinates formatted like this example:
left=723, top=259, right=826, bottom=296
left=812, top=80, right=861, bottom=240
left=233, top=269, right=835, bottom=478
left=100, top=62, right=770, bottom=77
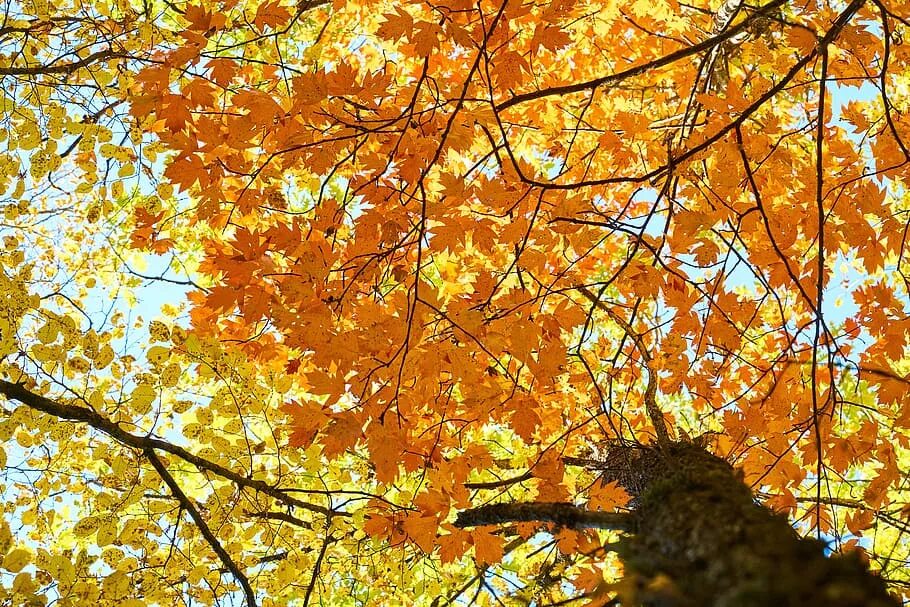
left=456, top=442, right=898, bottom=607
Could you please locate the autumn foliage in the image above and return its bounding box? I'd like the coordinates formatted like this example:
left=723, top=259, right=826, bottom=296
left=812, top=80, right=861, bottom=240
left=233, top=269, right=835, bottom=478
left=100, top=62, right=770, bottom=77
left=0, top=0, right=909, bottom=604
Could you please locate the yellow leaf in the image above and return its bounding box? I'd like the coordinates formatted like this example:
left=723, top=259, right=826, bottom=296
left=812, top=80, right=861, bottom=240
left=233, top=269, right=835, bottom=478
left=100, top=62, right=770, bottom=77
left=130, top=383, right=157, bottom=414
left=0, top=521, right=11, bottom=554
left=97, top=521, right=118, bottom=547
left=2, top=548, right=30, bottom=572
left=102, top=570, right=130, bottom=600
left=54, top=555, right=76, bottom=586
left=36, top=322, right=59, bottom=344
left=94, top=344, right=115, bottom=369
left=73, top=516, right=101, bottom=537
left=147, top=345, right=170, bottom=365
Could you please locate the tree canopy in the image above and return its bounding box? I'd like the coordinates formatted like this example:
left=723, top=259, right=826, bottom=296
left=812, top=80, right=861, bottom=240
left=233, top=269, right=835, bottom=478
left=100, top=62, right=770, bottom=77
left=0, top=0, right=910, bottom=604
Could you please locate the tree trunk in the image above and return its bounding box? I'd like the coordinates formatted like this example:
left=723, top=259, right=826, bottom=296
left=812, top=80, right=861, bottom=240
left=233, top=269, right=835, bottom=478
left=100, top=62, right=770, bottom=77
left=457, top=442, right=898, bottom=607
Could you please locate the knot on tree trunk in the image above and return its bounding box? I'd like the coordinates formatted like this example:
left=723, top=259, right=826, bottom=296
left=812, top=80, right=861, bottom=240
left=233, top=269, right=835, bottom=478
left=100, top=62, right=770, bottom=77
left=567, top=439, right=731, bottom=501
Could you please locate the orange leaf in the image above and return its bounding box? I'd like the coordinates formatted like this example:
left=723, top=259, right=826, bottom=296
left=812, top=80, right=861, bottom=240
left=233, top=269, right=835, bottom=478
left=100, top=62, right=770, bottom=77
left=588, top=480, right=631, bottom=512
left=377, top=8, right=412, bottom=42
left=254, top=0, right=292, bottom=30
left=402, top=513, right=439, bottom=553
left=845, top=509, right=874, bottom=537
left=438, top=528, right=471, bottom=564
left=366, top=422, right=403, bottom=484
left=470, top=528, right=504, bottom=566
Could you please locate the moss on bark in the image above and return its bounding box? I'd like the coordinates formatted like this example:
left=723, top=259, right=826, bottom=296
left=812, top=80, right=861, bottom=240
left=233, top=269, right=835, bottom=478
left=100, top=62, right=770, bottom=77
left=616, top=442, right=897, bottom=607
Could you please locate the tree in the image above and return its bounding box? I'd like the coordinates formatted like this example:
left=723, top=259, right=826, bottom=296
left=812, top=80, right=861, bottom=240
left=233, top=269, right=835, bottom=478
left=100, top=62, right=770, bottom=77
left=0, top=0, right=909, bottom=604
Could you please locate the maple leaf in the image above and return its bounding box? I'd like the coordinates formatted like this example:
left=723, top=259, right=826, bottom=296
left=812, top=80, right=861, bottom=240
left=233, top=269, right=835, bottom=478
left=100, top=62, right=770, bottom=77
left=232, top=89, right=284, bottom=125
left=490, top=51, right=529, bottom=90
left=207, top=58, right=239, bottom=87
left=572, top=565, right=606, bottom=592
left=438, top=527, right=471, bottom=564
left=409, top=21, right=442, bottom=57
left=588, top=481, right=631, bottom=512
left=511, top=406, right=540, bottom=442
left=402, top=513, right=438, bottom=553
left=366, top=422, right=403, bottom=484
left=363, top=513, right=393, bottom=540
left=377, top=8, right=412, bottom=42
left=320, top=414, right=362, bottom=459
left=164, top=153, right=208, bottom=191
left=205, top=285, right=241, bottom=313
left=182, top=78, right=217, bottom=109
left=845, top=509, right=875, bottom=537
left=161, top=94, right=194, bottom=133
left=254, top=0, right=293, bottom=30
left=130, top=207, right=166, bottom=250
left=556, top=528, right=579, bottom=554
left=184, top=4, right=215, bottom=32
left=285, top=358, right=302, bottom=374
left=149, top=237, right=176, bottom=254
left=282, top=401, right=329, bottom=446
left=470, top=528, right=504, bottom=566
left=531, top=23, right=572, bottom=53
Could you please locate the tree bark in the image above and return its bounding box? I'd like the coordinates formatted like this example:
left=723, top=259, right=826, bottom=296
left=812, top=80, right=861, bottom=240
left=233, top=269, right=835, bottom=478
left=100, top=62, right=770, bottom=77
left=457, top=442, right=898, bottom=607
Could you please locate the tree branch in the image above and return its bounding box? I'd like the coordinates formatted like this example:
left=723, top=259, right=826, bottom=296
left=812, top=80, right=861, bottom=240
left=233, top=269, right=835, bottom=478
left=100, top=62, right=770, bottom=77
left=145, top=448, right=257, bottom=607
left=576, top=286, right=671, bottom=448
left=495, top=0, right=788, bottom=111
left=454, top=502, right=633, bottom=531
left=464, top=471, right=533, bottom=490
left=0, top=49, right=130, bottom=76
left=246, top=510, right=313, bottom=529
left=0, top=380, right=339, bottom=517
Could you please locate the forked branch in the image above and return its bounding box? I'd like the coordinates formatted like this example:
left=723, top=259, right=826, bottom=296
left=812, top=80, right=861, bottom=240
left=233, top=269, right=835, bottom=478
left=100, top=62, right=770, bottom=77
left=576, top=286, right=671, bottom=448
